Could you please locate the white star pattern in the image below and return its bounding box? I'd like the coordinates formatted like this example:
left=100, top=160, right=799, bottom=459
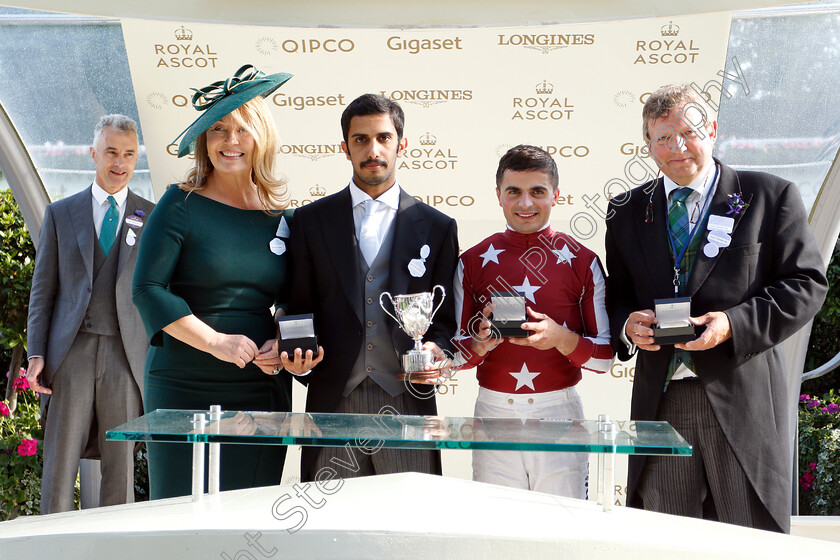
left=512, top=277, right=540, bottom=304
left=509, top=362, right=541, bottom=391
left=479, top=243, right=505, bottom=267
left=552, top=244, right=577, bottom=266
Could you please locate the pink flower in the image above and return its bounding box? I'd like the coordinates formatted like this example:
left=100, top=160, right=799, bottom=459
left=800, top=394, right=811, bottom=402
left=18, top=367, right=25, bottom=377
left=0, top=402, right=9, bottom=417
left=809, top=462, right=818, bottom=471
left=13, top=377, right=29, bottom=391
left=16, top=438, right=38, bottom=457
left=827, top=403, right=840, bottom=414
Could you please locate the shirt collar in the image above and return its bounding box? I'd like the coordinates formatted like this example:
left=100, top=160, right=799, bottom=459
left=92, top=182, right=128, bottom=207
left=349, top=180, right=401, bottom=211
left=663, top=160, right=716, bottom=201
left=505, top=222, right=551, bottom=234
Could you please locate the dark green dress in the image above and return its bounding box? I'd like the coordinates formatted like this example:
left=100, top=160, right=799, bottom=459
left=132, top=185, right=292, bottom=499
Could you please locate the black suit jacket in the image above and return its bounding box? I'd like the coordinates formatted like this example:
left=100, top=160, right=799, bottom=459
left=605, top=159, right=827, bottom=532
left=288, top=186, right=459, bottom=473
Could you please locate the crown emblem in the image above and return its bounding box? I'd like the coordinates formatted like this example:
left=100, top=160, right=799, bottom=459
left=175, top=26, right=193, bottom=41
left=309, top=186, right=326, bottom=197
left=661, top=21, right=679, bottom=37
left=536, top=80, right=554, bottom=95
left=419, top=132, right=437, bottom=146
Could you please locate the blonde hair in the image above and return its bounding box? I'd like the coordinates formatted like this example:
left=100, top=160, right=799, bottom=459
left=642, top=83, right=711, bottom=143
left=181, top=96, right=289, bottom=211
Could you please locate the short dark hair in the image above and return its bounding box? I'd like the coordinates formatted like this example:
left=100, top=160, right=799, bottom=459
left=495, top=145, right=559, bottom=191
left=340, top=94, right=405, bottom=144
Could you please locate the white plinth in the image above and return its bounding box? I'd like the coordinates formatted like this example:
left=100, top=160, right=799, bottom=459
left=1, top=473, right=838, bottom=559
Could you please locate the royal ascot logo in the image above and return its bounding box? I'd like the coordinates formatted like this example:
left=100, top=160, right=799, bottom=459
left=288, top=185, right=328, bottom=208
left=634, top=20, right=699, bottom=65
left=279, top=142, right=344, bottom=161
left=511, top=81, right=574, bottom=121
left=497, top=32, right=595, bottom=54
left=146, top=92, right=168, bottom=110
left=175, top=26, right=192, bottom=41
left=154, top=26, right=220, bottom=69
left=272, top=92, right=348, bottom=111
left=385, top=35, right=464, bottom=54
left=613, top=90, right=634, bottom=108
left=379, top=89, right=473, bottom=108
left=399, top=132, right=459, bottom=171
left=255, top=36, right=278, bottom=56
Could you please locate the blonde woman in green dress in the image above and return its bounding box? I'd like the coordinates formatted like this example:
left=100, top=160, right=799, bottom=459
left=133, top=65, right=321, bottom=499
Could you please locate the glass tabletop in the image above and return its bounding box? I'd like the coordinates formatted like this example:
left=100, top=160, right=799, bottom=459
left=107, top=410, right=692, bottom=455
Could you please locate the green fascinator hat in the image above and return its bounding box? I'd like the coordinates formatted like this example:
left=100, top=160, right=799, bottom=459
left=174, top=64, right=293, bottom=158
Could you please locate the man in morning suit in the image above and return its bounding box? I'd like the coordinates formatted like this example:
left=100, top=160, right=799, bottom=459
left=605, top=84, right=827, bottom=532
left=286, top=94, right=459, bottom=481
left=26, top=114, right=155, bottom=513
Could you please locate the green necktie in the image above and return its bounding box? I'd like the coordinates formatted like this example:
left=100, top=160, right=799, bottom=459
left=99, top=195, right=118, bottom=257
left=665, top=187, right=695, bottom=390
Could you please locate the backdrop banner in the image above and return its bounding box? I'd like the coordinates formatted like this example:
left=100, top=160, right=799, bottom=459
left=121, top=13, right=732, bottom=500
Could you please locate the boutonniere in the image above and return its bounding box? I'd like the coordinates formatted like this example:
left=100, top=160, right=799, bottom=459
left=726, top=192, right=750, bottom=216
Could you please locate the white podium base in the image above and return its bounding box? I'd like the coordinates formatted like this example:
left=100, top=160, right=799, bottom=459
left=1, top=473, right=838, bottom=559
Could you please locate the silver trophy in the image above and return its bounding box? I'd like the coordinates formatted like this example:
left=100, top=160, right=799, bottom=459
left=380, top=285, right=446, bottom=380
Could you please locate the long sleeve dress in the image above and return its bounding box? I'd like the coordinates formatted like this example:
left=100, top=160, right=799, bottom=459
left=132, top=185, right=292, bottom=499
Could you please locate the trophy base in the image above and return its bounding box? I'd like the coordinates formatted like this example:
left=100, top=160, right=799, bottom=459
left=398, top=350, right=442, bottom=384
left=397, top=371, right=443, bottom=384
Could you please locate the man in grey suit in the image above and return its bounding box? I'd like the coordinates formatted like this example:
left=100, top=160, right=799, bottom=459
left=25, top=114, right=155, bottom=514
left=605, top=84, right=827, bottom=532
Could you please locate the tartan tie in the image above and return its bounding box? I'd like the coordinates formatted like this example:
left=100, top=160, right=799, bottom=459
left=99, top=195, right=118, bottom=257
left=668, top=188, right=691, bottom=257
left=665, top=187, right=694, bottom=390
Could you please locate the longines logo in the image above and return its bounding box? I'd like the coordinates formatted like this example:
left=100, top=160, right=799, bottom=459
left=272, top=92, right=347, bottom=111
left=379, top=89, right=472, bottom=108
left=497, top=33, right=595, bottom=54
left=634, top=20, right=699, bottom=65
left=512, top=81, right=574, bottom=121
left=399, top=132, right=459, bottom=171
left=279, top=143, right=344, bottom=161
left=386, top=35, right=464, bottom=54
left=154, top=26, right=219, bottom=68
left=288, top=185, right=328, bottom=208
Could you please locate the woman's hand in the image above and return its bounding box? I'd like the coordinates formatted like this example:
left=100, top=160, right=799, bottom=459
left=206, top=333, right=259, bottom=368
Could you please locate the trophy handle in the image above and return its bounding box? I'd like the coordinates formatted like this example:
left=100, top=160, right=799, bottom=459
left=379, top=292, right=402, bottom=325
left=429, top=285, right=446, bottom=322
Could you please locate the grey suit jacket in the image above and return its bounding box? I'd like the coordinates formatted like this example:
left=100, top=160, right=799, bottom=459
left=605, top=159, right=828, bottom=532
left=27, top=186, right=155, bottom=397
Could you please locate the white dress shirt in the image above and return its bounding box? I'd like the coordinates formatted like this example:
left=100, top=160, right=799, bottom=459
left=350, top=180, right=400, bottom=262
